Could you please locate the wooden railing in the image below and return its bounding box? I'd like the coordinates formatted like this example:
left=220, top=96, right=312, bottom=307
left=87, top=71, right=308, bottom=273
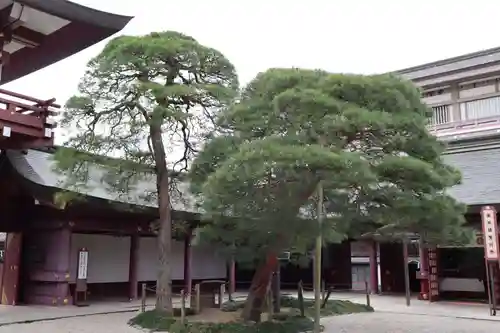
left=428, top=114, right=500, bottom=139
left=0, top=88, right=60, bottom=148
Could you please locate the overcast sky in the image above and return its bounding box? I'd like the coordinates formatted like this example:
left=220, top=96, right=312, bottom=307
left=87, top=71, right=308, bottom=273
left=4, top=0, right=500, bottom=142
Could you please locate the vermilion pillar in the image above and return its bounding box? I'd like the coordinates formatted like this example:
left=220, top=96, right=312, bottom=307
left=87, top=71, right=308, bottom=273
left=369, top=240, right=379, bottom=294
left=128, top=234, right=139, bottom=300
left=418, top=240, right=429, bottom=300
left=183, top=230, right=193, bottom=295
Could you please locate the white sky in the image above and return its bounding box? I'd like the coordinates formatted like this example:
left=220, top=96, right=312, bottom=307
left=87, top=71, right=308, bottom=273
left=4, top=0, right=500, bottom=144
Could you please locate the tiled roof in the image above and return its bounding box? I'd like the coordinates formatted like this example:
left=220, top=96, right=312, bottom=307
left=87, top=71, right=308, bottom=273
left=6, top=149, right=199, bottom=213
left=7, top=142, right=500, bottom=213
left=443, top=145, right=500, bottom=206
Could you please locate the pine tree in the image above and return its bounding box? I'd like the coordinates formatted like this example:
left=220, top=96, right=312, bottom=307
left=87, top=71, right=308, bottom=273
left=189, top=68, right=469, bottom=321
left=53, top=31, right=238, bottom=314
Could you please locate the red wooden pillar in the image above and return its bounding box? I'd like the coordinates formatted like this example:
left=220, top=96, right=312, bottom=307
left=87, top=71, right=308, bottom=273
left=1, top=232, right=22, bottom=305
left=368, top=240, right=378, bottom=294
left=418, top=240, right=429, bottom=300
left=128, top=234, right=139, bottom=300
left=183, top=230, right=193, bottom=295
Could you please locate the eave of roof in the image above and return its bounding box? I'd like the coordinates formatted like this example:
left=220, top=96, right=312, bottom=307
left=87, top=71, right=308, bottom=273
left=1, top=1, right=133, bottom=84
left=6, top=148, right=199, bottom=214
left=17, top=0, right=132, bottom=30
left=394, top=46, right=500, bottom=75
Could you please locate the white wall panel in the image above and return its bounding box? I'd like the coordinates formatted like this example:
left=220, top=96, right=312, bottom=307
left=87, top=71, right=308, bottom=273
left=70, top=234, right=131, bottom=283
left=191, top=245, right=227, bottom=280
left=70, top=234, right=227, bottom=283
left=137, top=238, right=185, bottom=281
left=138, top=238, right=226, bottom=281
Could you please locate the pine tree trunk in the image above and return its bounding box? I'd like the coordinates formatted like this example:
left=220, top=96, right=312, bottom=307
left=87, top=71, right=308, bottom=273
left=150, top=124, right=173, bottom=315
left=241, top=253, right=278, bottom=322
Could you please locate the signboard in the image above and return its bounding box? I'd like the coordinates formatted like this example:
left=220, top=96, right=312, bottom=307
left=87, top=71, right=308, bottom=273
left=428, top=248, right=439, bottom=302
left=481, top=206, right=499, bottom=261
left=75, top=248, right=89, bottom=306
left=77, top=249, right=89, bottom=280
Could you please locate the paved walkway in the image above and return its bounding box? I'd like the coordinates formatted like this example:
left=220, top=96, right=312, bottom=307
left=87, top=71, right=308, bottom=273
left=0, top=292, right=497, bottom=332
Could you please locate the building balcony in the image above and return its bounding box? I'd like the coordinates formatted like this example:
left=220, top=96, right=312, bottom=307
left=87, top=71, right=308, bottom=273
left=428, top=95, right=500, bottom=141
left=0, top=89, right=59, bottom=150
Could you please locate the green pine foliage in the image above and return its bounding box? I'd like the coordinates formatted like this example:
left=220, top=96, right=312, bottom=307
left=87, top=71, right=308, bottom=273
left=189, top=68, right=470, bottom=263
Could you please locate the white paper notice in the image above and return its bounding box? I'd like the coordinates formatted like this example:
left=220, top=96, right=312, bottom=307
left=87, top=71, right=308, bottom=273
left=77, top=251, right=89, bottom=280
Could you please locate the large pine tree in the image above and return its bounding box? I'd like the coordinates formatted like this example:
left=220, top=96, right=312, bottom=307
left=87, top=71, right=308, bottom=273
left=53, top=31, right=239, bottom=314
left=189, top=68, right=468, bottom=321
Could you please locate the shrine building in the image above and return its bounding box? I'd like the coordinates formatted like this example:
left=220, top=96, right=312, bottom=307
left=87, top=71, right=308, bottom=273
left=1, top=0, right=500, bottom=307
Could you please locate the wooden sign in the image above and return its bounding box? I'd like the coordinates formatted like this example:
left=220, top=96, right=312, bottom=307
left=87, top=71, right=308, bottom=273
left=77, top=250, right=89, bottom=280
left=481, top=206, right=500, bottom=261
left=74, top=248, right=89, bottom=306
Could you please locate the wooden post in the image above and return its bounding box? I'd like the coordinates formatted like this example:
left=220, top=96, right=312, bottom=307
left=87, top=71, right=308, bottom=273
left=194, top=283, right=201, bottom=314
left=219, top=283, right=226, bottom=309
left=402, top=238, right=411, bottom=307
left=369, top=240, right=379, bottom=294
left=180, top=289, right=186, bottom=324
left=141, top=283, right=146, bottom=312
left=298, top=280, right=305, bottom=317
left=128, top=234, right=139, bottom=301
left=365, top=281, right=371, bottom=308
left=321, top=279, right=326, bottom=303
left=183, top=230, right=193, bottom=297
left=229, top=258, right=236, bottom=300
left=266, top=287, right=274, bottom=320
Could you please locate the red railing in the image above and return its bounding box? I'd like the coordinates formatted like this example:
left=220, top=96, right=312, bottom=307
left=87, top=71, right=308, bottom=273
left=0, top=88, right=60, bottom=149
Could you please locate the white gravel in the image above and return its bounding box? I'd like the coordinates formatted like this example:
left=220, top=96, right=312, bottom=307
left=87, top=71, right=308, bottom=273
left=0, top=312, right=140, bottom=333
left=323, top=312, right=498, bottom=333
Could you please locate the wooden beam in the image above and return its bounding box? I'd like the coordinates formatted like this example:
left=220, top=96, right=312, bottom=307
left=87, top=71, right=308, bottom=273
left=12, top=26, right=44, bottom=48
left=0, top=5, right=13, bottom=28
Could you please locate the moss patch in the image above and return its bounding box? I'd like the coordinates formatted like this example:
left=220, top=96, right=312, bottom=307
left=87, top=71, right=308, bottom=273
left=130, top=310, right=314, bottom=333
left=129, top=296, right=372, bottom=332
left=222, top=295, right=373, bottom=317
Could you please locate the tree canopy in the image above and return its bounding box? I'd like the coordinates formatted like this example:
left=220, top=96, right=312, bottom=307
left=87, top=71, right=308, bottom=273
left=191, top=68, right=468, bottom=253
left=53, top=31, right=239, bottom=314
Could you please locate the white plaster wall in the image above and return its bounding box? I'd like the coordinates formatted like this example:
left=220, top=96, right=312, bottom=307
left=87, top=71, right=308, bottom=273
left=137, top=237, right=227, bottom=281
left=137, top=238, right=185, bottom=281
left=439, top=277, right=484, bottom=292
left=70, top=234, right=131, bottom=283
left=191, top=244, right=227, bottom=280
left=69, top=234, right=227, bottom=283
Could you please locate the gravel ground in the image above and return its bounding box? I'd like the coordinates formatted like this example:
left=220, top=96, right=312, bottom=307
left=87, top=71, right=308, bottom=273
left=0, top=312, right=140, bottom=333
left=323, top=312, right=498, bottom=333
left=0, top=311, right=497, bottom=333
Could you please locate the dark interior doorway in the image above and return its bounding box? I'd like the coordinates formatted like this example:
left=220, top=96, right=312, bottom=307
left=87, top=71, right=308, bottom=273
left=408, top=262, right=420, bottom=293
